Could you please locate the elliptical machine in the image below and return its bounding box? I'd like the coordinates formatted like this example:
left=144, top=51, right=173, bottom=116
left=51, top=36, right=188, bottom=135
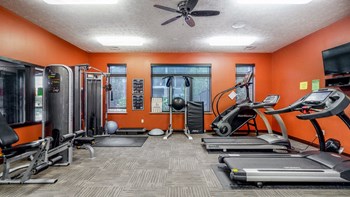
left=163, top=75, right=193, bottom=140
left=211, top=71, right=258, bottom=136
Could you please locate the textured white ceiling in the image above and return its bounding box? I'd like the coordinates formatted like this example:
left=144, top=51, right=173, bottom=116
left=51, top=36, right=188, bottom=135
left=0, top=0, right=349, bottom=53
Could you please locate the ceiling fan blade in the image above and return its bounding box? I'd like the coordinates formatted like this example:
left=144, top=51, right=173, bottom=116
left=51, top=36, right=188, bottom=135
left=191, top=10, right=220, bottom=17
left=185, top=0, right=198, bottom=12
left=185, top=16, right=195, bottom=27
left=161, top=15, right=182, bottom=25
left=154, top=4, right=181, bottom=13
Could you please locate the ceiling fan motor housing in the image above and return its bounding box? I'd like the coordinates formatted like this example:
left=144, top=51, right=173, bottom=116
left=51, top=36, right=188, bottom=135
left=178, top=1, right=188, bottom=12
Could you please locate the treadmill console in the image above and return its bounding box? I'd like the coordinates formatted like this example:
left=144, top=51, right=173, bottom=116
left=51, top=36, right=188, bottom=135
left=249, top=95, right=280, bottom=109
left=297, top=89, right=349, bottom=120
left=265, top=89, right=350, bottom=120
left=303, top=91, right=332, bottom=106
left=263, top=95, right=280, bottom=104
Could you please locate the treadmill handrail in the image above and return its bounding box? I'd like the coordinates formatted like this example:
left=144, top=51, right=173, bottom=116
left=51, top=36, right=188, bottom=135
left=251, top=102, right=276, bottom=109
left=264, top=106, right=293, bottom=114
left=264, top=95, right=307, bottom=115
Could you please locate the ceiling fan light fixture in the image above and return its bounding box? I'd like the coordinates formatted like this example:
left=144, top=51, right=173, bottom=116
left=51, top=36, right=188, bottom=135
left=42, top=0, right=118, bottom=5
left=237, top=0, right=312, bottom=4
left=208, top=36, right=257, bottom=46
left=97, top=36, right=145, bottom=46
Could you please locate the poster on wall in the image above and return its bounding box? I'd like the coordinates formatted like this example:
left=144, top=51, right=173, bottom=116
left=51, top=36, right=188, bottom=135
left=151, top=97, right=162, bottom=113
left=312, top=79, right=320, bottom=90
left=299, top=81, right=308, bottom=90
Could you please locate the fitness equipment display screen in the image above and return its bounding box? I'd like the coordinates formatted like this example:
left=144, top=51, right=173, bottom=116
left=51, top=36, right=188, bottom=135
left=47, top=73, right=60, bottom=93
left=304, top=91, right=332, bottom=103
left=263, top=95, right=279, bottom=104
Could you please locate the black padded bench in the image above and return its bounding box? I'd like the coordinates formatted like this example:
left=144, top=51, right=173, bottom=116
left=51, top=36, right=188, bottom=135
left=73, top=130, right=95, bottom=158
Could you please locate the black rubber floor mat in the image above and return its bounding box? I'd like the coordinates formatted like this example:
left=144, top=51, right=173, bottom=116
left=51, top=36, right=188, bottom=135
left=93, top=136, right=148, bottom=147
left=211, top=164, right=350, bottom=189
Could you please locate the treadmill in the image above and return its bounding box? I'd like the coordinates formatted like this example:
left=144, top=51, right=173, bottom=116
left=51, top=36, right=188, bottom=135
left=202, top=95, right=291, bottom=152
left=219, top=88, right=350, bottom=186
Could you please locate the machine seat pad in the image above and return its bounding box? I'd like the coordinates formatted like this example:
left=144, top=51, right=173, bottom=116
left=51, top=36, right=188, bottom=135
left=1, top=141, right=41, bottom=158
left=74, top=137, right=95, bottom=145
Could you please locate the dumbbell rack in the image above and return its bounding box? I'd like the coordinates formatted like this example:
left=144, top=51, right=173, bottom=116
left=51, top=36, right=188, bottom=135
left=132, top=79, right=144, bottom=110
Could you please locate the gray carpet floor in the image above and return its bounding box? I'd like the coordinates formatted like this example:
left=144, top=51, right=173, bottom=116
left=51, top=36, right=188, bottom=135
left=1, top=133, right=350, bottom=197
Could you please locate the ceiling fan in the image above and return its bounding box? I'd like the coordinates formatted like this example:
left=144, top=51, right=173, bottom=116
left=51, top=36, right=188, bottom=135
left=154, top=0, right=220, bottom=27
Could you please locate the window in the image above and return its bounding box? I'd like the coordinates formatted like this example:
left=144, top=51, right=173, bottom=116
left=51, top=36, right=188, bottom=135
left=151, top=64, right=211, bottom=112
left=0, top=56, right=42, bottom=126
left=108, top=64, right=127, bottom=112
left=235, top=64, right=255, bottom=103
left=0, top=60, right=26, bottom=124
left=35, top=68, right=43, bottom=121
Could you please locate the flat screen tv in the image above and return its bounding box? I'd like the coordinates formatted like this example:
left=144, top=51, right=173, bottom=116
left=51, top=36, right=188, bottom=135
left=322, top=42, right=350, bottom=76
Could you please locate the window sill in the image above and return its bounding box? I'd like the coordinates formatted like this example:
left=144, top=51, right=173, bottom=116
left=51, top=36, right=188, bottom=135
left=108, top=111, right=127, bottom=114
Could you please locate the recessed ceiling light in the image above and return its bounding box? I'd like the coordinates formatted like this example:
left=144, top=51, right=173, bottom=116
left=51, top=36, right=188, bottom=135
left=237, top=0, right=312, bottom=4
left=97, top=36, right=145, bottom=46
left=43, top=0, right=118, bottom=4
left=232, top=22, right=246, bottom=29
left=208, top=36, right=257, bottom=46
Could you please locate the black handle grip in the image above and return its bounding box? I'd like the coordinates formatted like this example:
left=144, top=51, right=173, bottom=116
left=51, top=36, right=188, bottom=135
left=60, top=133, right=75, bottom=143
left=74, top=130, right=86, bottom=138
left=265, top=107, right=292, bottom=114
left=183, top=76, right=191, bottom=87
left=164, top=76, right=173, bottom=87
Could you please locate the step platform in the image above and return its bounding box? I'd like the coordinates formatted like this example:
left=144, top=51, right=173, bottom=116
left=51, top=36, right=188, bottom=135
left=116, top=128, right=146, bottom=135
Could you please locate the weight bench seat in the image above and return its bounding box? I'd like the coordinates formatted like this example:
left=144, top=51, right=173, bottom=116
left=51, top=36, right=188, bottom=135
left=2, top=141, right=42, bottom=158
left=74, top=137, right=95, bottom=146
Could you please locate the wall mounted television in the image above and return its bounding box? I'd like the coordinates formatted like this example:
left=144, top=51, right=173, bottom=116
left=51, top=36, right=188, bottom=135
left=322, top=42, right=350, bottom=76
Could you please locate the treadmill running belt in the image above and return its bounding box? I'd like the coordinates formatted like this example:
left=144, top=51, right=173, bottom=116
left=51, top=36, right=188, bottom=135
left=203, top=137, right=267, bottom=144
left=223, top=157, right=329, bottom=169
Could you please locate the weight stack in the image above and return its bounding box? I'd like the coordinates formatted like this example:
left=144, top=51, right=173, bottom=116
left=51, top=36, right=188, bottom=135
left=187, top=101, right=204, bottom=134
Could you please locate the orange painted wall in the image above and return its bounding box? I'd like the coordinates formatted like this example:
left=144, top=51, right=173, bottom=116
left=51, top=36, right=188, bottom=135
left=0, top=7, right=88, bottom=66
left=0, top=7, right=88, bottom=144
left=271, top=16, right=350, bottom=153
left=88, top=53, right=273, bottom=131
